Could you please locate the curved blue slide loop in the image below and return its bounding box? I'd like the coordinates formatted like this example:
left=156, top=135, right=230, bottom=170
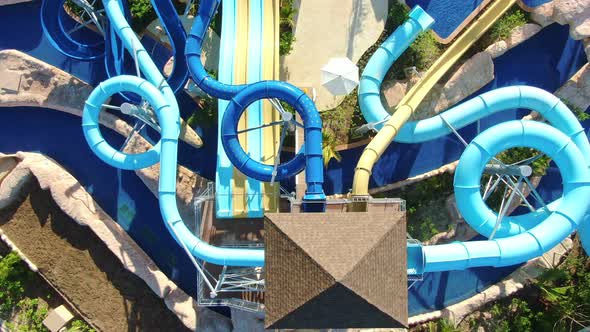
left=423, top=120, right=590, bottom=272
left=41, top=0, right=105, bottom=60
left=187, top=0, right=326, bottom=201
left=82, top=75, right=162, bottom=170
left=94, top=0, right=265, bottom=267
left=359, top=6, right=434, bottom=126
left=399, top=86, right=590, bottom=240
left=185, top=0, right=247, bottom=99
left=221, top=81, right=325, bottom=200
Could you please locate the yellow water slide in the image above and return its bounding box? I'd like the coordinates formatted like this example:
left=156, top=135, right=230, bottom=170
left=231, top=0, right=249, bottom=216
left=261, top=0, right=280, bottom=212
left=351, top=0, right=517, bottom=200
left=230, top=0, right=280, bottom=217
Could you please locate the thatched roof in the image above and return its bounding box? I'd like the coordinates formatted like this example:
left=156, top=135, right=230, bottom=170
left=264, top=211, right=407, bottom=329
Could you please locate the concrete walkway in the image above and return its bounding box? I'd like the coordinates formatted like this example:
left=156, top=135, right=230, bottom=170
left=281, top=0, right=388, bottom=111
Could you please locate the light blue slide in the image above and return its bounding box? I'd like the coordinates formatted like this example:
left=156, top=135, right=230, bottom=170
left=358, top=6, right=434, bottom=127
left=214, top=0, right=237, bottom=218
left=358, top=6, right=590, bottom=273
left=404, top=87, right=590, bottom=273
left=83, top=0, right=264, bottom=267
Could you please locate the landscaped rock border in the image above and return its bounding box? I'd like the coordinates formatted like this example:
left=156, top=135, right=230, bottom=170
left=382, top=23, right=542, bottom=119
left=0, top=152, right=232, bottom=331
left=520, top=0, right=590, bottom=40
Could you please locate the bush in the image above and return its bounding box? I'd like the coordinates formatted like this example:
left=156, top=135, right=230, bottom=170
left=488, top=6, right=528, bottom=42
left=476, top=5, right=529, bottom=50
left=462, top=238, right=590, bottom=331
left=279, top=0, right=297, bottom=56
left=0, top=252, right=32, bottom=317
left=67, top=319, right=96, bottom=332
left=5, top=298, right=49, bottom=332
left=279, top=30, right=296, bottom=56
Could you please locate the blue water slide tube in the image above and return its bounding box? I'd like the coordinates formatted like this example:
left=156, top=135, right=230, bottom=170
left=402, top=86, right=590, bottom=273
left=423, top=120, right=590, bottom=272
left=359, top=6, right=434, bottom=126
left=41, top=0, right=105, bottom=60
left=104, top=1, right=141, bottom=102
left=186, top=0, right=326, bottom=203
left=82, top=0, right=264, bottom=266
left=221, top=81, right=325, bottom=201
left=186, top=0, right=246, bottom=99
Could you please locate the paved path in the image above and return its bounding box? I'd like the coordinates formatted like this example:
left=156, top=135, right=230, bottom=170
left=281, top=0, right=388, bottom=111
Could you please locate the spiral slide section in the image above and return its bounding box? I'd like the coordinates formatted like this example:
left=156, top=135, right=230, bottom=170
left=354, top=0, right=516, bottom=197
left=186, top=0, right=326, bottom=206
left=406, top=86, right=590, bottom=274
left=41, top=0, right=105, bottom=60
left=83, top=0, right=265, bottom=266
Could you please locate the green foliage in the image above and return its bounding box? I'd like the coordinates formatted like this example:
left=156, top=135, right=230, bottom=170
left=382, top=2, right=443, bottom=80
left=410, top=216, right=439, bottom=242
left=489, top=7, right=528, bottom=42
left=187, top=94, right=218, bottom=127
left=0, top=252, right=32, bottom=317
left=279, top=0, right=297, bottom=28
left=279, top=31, right=296, bottom=56
left=321, top=1, right=444, bottom=146
left=476, top=6, right=529, bottom=50
left=279, top=0, right=297, bottom=55
left=322, top=132, right=342, bottom=167
left=5, top=298, right=49, bottom=332
left=427, top=319, right=461, bottom=332
left=466, top=239, right=590, bottom=332
left=381, top=173, right=454, bottom=241
left=128, top=0, right=156, bottom=32
left=472, top=298, right=537, bottom=332
left=495, top=147, right=552, bottom=176
left=563, top=99, right=590, bottom=122
left=127, top=0, right=187, bottom=32
left=66, top=320, right=96, bottom=332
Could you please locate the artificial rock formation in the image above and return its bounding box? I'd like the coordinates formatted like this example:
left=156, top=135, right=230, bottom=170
left=525, top=0, right=590, bottom=40
left=0, top=152, right=233, bottom=331
left=555, top=63, right=590, bottom=112
left=484, top=23, right=542, bottom=58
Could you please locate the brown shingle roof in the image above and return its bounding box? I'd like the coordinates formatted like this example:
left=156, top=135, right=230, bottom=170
left=264, top=212, right=408, bottom=329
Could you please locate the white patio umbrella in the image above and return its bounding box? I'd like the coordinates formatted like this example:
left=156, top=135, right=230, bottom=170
left=321, top=57, right=359, bottom=96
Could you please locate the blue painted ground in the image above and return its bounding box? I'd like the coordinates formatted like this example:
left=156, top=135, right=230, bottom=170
left=406, top=0, right=552, bottom=40
left=0, top=107, right=201, bottom=298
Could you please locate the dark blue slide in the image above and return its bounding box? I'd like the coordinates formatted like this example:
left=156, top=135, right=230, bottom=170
left=105, top=0, right=188, bottom=96
left=150, top=0, right=190, bottom=94
left=40, top=0, right=105, bottom=60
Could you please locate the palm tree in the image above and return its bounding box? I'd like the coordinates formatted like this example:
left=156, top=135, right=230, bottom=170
left=322, top=132, right=342, bottom=167
left=280, top=0, right=297, bottom=29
